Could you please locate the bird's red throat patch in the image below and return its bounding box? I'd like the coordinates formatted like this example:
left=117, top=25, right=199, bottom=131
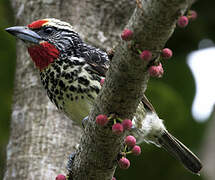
left=27, top=42, right=60, bottom=71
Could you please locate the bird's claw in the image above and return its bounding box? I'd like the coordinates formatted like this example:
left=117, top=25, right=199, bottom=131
left=82, top=116, right=89, bottom=129
left=67, top=152, right=76, bottom=172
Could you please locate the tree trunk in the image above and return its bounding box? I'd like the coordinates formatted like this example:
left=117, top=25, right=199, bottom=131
left=4, top=0, right=194, bottom=179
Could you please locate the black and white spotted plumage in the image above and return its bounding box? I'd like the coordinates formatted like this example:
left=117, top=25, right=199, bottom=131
left=40, top=54, right=104, bottom=124
left=31, top=18, right=109, bottom=124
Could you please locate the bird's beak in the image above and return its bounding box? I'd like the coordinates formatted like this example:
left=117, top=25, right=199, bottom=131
left=5, top=26, right=42, bottom=44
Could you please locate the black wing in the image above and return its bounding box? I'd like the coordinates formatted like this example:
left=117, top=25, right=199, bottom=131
left=81, top=43, right=109, bottom=77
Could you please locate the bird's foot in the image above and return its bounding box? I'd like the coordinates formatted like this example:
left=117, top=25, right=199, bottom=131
left=82, top=116, right=89, bottom=129
left=67, top=152, right=76, bottom=172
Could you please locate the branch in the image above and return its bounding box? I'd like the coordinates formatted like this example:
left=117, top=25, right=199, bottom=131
left=70, top=0, right=194, bottom=179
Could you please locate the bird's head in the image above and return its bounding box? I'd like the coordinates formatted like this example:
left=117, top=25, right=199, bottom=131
left=6, top=18, right=82, bottom=70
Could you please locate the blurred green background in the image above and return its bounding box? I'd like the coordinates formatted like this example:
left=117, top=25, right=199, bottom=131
left=0, top=0, right=214, bottom=179
left=0, top=0, right=15, bottom=178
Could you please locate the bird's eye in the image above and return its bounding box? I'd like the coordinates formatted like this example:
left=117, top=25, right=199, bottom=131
left=43, top=27, right=54, bottom=34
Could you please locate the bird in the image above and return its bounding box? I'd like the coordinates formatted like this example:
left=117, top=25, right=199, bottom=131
left=6, top=18, right=202, bottom=174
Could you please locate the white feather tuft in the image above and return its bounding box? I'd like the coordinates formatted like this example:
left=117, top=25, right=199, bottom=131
left=132, top=104, right=166, bottom=146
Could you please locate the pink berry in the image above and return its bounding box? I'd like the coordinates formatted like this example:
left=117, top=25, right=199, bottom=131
left=140, top=50, right=152, bottom=61
left=112, top=123, right=124, bottom=135
left=125, top=135, right=136, bottom=147
left=188, top=10, right=197, bottom=21
left=162, top=48, right=173, bottom=59
left=56, top=174, right=66, bottom=180
left=96, top=114, right=109, bottom=126
left=132, top=145, right=141, bottom=156
left=122, top=119, right=132, bottom=130
left=112, top=177, right=116, bottom=180
left=121, top=29, right=133, bottom=41
left=100, top=78, right=105, bottom=86
left=118, top=157, right=130, bottom=169
left=148, top=63, right=164, bottom=78
left=177, top=16, right=189, bottom=28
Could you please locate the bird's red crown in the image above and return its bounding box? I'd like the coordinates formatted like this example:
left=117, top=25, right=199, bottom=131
left=28, top=19, right=49, bottom=29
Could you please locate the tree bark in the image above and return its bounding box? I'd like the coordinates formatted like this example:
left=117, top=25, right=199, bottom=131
left=4, top=0, right=194, bottom=180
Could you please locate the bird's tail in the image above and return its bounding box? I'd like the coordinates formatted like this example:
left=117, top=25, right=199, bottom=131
left=158, top=130, right=202, bottom=174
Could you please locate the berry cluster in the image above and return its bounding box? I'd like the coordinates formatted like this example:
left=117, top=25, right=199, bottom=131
left=112, top=118, right=133, bottom=135
left=140, top=48, right=172, bottom=78
left=120, top=29, right=173, bottom=78
left=120, top=10, right=197, bottom=80
left=96, top=114, right=133, bottom=135
left=118, top=135, right=141, bottom=169
left=177, top=10, right=197, bottom=28
left=95, top=115, right=134, bottom=179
